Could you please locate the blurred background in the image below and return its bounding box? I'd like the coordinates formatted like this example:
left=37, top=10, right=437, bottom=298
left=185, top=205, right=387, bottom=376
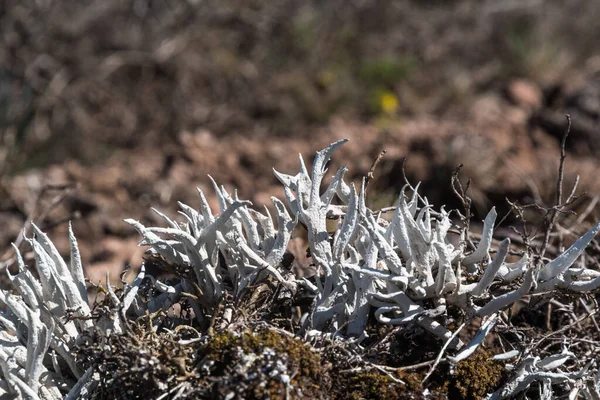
left=2, top=0, right=600, bottom=286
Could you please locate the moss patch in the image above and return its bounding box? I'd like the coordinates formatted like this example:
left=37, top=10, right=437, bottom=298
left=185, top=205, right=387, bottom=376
left=445, top=349, right=505, bottom=400
left=201, top=328, right=329, bottom=399
left=339, top=372, right=417, bottom=400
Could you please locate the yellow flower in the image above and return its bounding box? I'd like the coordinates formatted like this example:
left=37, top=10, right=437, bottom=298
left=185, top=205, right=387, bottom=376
left=379, top=91, right=399, bottom=114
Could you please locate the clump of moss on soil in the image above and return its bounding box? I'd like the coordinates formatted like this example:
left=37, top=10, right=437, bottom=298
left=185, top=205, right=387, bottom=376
left=444, top=349, right=506, bottom=400
left=335, top=370, right=430, bottom=400
left=201, top=328, right=330, bottom=399
left=341, top=372, right=407, bottom=400
left=77, top=320, right=329, bottom=399
left=337, top=348, right=505, bottom=400
left=75, top=300, right=506, bottom=400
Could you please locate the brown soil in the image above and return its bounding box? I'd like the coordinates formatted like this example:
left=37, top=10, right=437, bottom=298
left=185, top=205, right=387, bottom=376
left=2, top=0, right=600, bottom=291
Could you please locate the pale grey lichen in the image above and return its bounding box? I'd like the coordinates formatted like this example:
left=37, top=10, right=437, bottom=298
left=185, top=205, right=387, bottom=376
left=124, top=182, right=297, bottom=323
left=488, top=348, right=595, bottom=400
left=0, top=223, right=93, bottom=399
left=1, top=139, right=600, bottom=398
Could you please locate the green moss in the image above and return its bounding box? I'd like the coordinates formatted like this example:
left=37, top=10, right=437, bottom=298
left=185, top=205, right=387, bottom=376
left=205, top=329, right=322, bottom=379
left=202, top=328, right=327, bottom=399
left=340, top=372, right=410, bottom=400
left=397, top=370, right=424, bottom=393
left=446, top=349, right=505, bottom=400
left=203, top=330, right=239, bottom=367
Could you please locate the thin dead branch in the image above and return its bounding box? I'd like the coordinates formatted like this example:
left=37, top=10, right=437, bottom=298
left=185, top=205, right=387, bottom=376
left=364, top=149, right=387, bottom=202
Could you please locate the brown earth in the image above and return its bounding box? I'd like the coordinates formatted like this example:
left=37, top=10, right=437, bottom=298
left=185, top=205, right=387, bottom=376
left=2, top=1, right=600, bottom=289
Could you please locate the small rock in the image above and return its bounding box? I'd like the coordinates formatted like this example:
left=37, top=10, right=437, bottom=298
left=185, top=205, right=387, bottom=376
left=507, top=79, right=543, bottom=110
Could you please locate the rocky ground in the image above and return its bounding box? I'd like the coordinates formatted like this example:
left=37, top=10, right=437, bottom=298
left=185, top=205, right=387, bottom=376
left=2, top=1, right=600, bottom=289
